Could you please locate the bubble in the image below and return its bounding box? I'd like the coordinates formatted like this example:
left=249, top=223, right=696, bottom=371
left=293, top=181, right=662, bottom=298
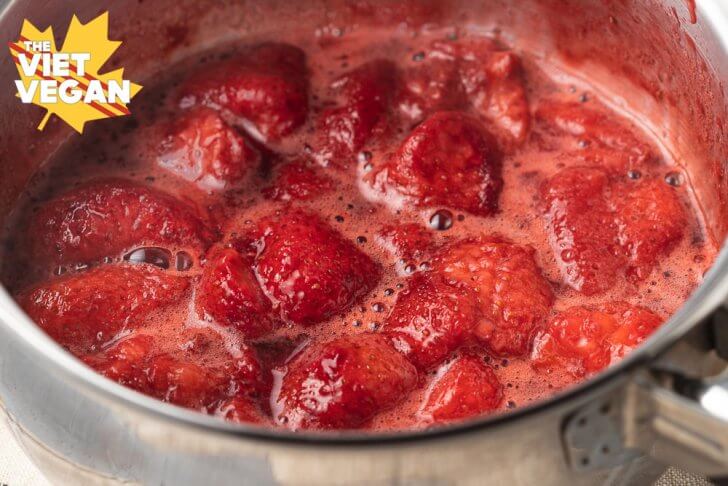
left=665, top=171, right=683, bottom=187
left=371, top=302, right=385, bottom=313
left=175, top=251, right=193, bottom=271
left=357, top=151, right=373, bottom=164
left=356, top=236, right=367, bottom=244
left=384, top=288, right=394, bottom=296
left=124, top=247, right=171, bottom=269
left=627, top=169, right=642, bottom=180
left=429, top=209, right=453, bottom=231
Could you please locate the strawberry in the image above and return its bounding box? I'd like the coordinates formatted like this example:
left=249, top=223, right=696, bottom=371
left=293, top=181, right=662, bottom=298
left=536, top=101, right=655, bottom=170
left=398, top=56, right=465, bottom=121
left=421, top=353, right=503, bottom=423
left=274, top=334, right=417, bottom=430
left=155, top=107, right=260, bottom=191
left=81, top=334, right=155, bottom=392
left=196, top=246, right=274, bottom=339
left=314, top=60, right=396, bottom=166
left=369, top=111, right=502, bottom=216
left=18, top=263, right=189, bottom=353
left=613, top=178, right=686, bottom=281
left=376, top=223, right=436, bottom=262
left=432, top=237, right=554, bottom=356
left=254, top=209, right=380, bottom=325
left=541, top=168, right=686, bottom=293
left=84, top=326, right=266, bottom=413
left=214, top=397, right=268, bottom=424
left=457, top=43, right=530, bottom=145
left=28, top=178, right=215, bottom=267
left=383, top=274, right=480, bottom=370
left=262, top=160, right=334, bottom=202
left=531, top=302, right=662, bottom=377
left=427, top=38, right=530, bottom=145
left=178, top=43, right=309, bottom=140
left=540, top=167, right=623, bottom=295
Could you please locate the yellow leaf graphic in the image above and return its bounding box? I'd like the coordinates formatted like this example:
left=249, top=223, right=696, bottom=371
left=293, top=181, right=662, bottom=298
left=8, top=12, right=142, bottom=133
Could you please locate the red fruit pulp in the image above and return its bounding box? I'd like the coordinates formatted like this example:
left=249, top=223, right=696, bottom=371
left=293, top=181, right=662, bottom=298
left=1, top=26, right=716, bottom=432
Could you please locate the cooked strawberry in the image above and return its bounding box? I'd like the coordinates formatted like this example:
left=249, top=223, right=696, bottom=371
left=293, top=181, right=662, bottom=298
left=81, top=334, right=155, bottom=392
left=383, top=274, right=480, bottom=370
left=254, top=209, right=380, bottom=325
left=28, top=178, right=215, bottom=267
left=170, top=326, right=267, bottom=401
left=536, top=101, right=655, bottom=170
left=155, top=107, right=260, bottom=190
left=458, top=45, right=529, bottom=145
left=178, top=43, right=308, bottom=140
left=84, top=327, right=266, bottom=412
left=262, top=161, right=334, bottom=201
left=540, top=167, right=623, bottom=295
left=333, top=59, right=397, bottom=102
left=196, top=246, right=274, bottom=339
left=613, top=178, right=686, bottom=281
left=425, top=38, right=530, bottom=145
left=274, top=334, right=417, bottom=430
left=146, top=354, right=226, bottom=409
left=555, top=147, right=638, bottom=173
left=18, top=264, right=189, bottom=353
left=369, top=111, right=502, bottom=216
left=314, top=60, right=396, bottom=166
left=542, top=169, right=685, bottom=293
left=214, top=397, right=268, bottom=424
left=398, top=56, right=464, bottom=121
left=376, top=223, right=435, bottom=262
left=421, top=354, right=503, bottom=422
left=531, top=302, right=662, bottom=377
left=432, top=237, right=554, bottom=357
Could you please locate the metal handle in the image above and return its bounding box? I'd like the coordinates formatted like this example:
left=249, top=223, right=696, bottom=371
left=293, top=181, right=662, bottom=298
left=625, top=372, right=728, bottom=477
left=623, top=310, right=728, bottom=477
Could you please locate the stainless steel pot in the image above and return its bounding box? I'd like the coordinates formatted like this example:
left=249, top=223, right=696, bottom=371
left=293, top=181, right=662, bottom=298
left=0, top=0, right=727, bottom=484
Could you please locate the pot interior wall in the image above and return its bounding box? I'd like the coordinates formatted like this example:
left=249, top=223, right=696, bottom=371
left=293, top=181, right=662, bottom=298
left=0, top=0, right=725, bottom=238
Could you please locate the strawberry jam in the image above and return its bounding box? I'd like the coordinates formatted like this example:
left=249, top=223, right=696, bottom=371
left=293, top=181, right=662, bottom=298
left=1, top=26, right=718, bottom=432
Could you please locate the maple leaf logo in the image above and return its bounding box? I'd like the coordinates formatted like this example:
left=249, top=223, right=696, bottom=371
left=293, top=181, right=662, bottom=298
left=8, top=12, right=142, bottom=133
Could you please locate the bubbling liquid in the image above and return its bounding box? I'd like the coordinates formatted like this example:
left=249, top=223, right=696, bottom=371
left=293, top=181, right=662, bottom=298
left=0, top=24, right=718, bottom=432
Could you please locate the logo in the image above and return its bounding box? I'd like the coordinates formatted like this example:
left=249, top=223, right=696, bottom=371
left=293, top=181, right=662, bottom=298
left=8, top=12, right=142, bottom=133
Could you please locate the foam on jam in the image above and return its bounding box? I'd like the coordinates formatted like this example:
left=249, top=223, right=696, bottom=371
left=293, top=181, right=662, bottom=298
left=0, top=25, right=718, bottom=432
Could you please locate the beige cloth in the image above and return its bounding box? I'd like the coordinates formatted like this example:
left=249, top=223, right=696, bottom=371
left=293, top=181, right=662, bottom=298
left=0, top=416, right=714, bottom=485
left=0, top=417, right=49, bottom=486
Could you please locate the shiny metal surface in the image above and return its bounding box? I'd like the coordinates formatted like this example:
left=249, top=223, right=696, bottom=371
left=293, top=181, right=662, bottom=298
left=0, top=0, right=727, bottom=484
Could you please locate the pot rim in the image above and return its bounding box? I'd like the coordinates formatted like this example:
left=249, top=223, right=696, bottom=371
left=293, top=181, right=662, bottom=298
left=0, top=0, right=727, bottom=448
